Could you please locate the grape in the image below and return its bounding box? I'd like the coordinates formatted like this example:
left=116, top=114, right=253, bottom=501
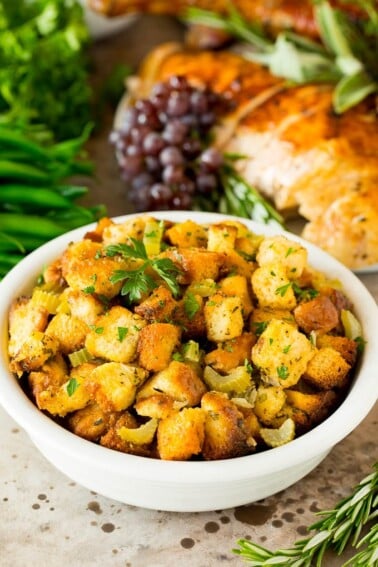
left=162, top=164, right=185, bottom=185
left=143, top=132, right=165, bottom=156
left=160, top=146, right=184, bottom=167
left=112, top=75, right=231, bottom=212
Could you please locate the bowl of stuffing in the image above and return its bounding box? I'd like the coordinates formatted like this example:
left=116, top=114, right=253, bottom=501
left=0, top=211, right=377, bottom=512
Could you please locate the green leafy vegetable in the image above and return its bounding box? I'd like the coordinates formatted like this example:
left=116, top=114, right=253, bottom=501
left=183, top=292, right=201, bottom=320
left=184, top=1, right=377, bottom=113
left=233, top=462, right=378, bottom=566
left=0, top=0, right=92, bottom=140
left=106, top=239, right=182, bottom=303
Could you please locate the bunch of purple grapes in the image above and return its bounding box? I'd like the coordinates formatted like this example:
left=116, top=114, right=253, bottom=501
left=110, top=75, right=230, bottom=211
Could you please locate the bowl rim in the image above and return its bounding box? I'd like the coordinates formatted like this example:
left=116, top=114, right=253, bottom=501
left=1, top=211, right=377, bottom=484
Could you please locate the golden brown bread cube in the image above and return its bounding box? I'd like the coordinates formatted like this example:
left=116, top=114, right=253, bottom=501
left=8, top=297, right=49, bottom=359
left=87, top=361, right=147, bottom=412
left=294, top=295, right=339, bottom=334
left=250, top=307, right=296, bottom=332
left=204, top=332, right=256, bottom=373
left=207, top=223, right=238, bottom=253
left=135, top=393, right=183, bottom=419
left=252, top=319, right=314, bottom=388
left=60, top=288, right=104, bottom=326
left=134, top=285, right=178, bottom=322
left=30, top=361, right=93, bottom=417
left=253, top=385, right=287, bottom=426
left=46, top=313, right=89, bottom=354
left=67, top=404, right=123, bottom=441
left=303, top=347, right=351, bottom=389
left=101, top=215, right=154, bottom=245
left=285, top=389, right=338, bottom=431
left=137, top=322, right=181, bottom=372
left=252, top=264, right=297, bottom=310
left=221, top=249, right=256, bottom=278
left=173, top=294, right=207, bottom=339
left=100, top=412, right=153, bottom=457
left=137, top=360, right=207, bottom=406
left=85, top=305, right=146, bottom=363
left=204, top=293, right=244, bottom=342
left=162, top=247, right=223, bottom=284
left=165, top=219, right=208, bottom=248
left=61, top=239, right=129, bottom=299
left=9, top=331, right=58, bottom=375
left=256, top=235, right=308, bottom=279
left=219, top=274, right=253, bottom=318
left=201, top=391, right=251, bottom=460
left=157, top=408, right=206, bottom=460
left=28, top=354, right=68, bottom=400
left=316, top=334, right=358, bottom=366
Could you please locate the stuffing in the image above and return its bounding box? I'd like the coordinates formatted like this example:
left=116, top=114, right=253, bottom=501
left=303, top=347, right=351, bottom=389
left=137, top=322, right=181, bottom=371
left=204, top=293, right=244, bottom=342
left=294, top=294, right=339, bottom=334
left=252, top=263, right=297, bottom=310
left=256, top=235, right=307, bottom=278
left=46, top=313, right=89, bottom=354
left=165, top=219, right=208, bottom=248
left=157, top=408, right=206, bottom=460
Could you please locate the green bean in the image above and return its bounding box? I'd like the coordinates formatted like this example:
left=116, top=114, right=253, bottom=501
left=0, top=127, right=53, bottom=162
left=0, top=232, right=48, bottom=252
left=0, top=252, right=25, bottom=266
left=0, top=185, right=72, bottom=209
left=0, top=213, right=66, bottom=238
left=47, top=206, right=95, bottom=229
left=54, top=185, right=89, bottom=200
left=0, top=160, right=51, bottom=184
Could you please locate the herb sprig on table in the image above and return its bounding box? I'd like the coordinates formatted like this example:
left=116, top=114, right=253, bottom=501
left=184, top=1, right=378, bottom=113
left=233, top=462, right=378, bottom=566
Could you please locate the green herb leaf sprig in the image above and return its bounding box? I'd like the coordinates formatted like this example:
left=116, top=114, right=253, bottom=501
left=184, top=1, right=378, bottom=113
left=233, top=461, right=378, bottom=566
left=106, top=238, right=182, bottom=303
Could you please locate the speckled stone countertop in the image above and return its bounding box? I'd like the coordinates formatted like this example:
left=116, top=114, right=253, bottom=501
left=1, top=15, right=377, bottom=567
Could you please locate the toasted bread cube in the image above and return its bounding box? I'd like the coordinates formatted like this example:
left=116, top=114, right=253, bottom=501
left=10, top=331, right=58, bottom=374
left=135, top=393, right=183, bottom=419
left=61, top=288, right=104, bottom=326
left=87, top=361, right=147, bottom=412
left=219, top=274, right=253, bottom=317
left=253, top=386, right=287, bottom=426
left=174, top=295, right=207, bottom=339
left=303, top=347, right=351, bottom=389
left=207, top=223, right=238, bottom=253
left=28, top=354, right=68, bottom=399
left=157, top=408, right=206, bottom=460
left=85, top=305, right=146, bottom=363
left=252, top=319, right=314, bottom=388
left=61, top=239, right=128, bottom=299
left=256, top=236, right=307, bottom=279
left=134, top=285, right=178, bottom=322
left=204, top=332, right=256, bottom=373
left=204, top=293, right=244, bottom=342
left=252, top=264, right=297, bottom=310
left=46, top=313, right=88, bottom=354
left=166, top=220, right=208, bottom=248
left=8, top=297, right=49, bottom=359
left=201, top=391, right=250, bottom=460
left=250, top=308, right=296, bottom=333
left=315, top=334, right=358, bottom=366
left=162, top=247, right=223, bottom=284
left=67, top=404, right=122, bottom=441
left=31, top=361, right=94, bottom=417
left=137, top=322, right=181, bottom=372
left=294, top=295, right=339, bottom=334
left=222, top=249, right=255, bottom=278
left=285, top=389, right=337, bottom=431
left=102, top=215, right=154, bottom=245
left=137, top=361, right=207, bottom=406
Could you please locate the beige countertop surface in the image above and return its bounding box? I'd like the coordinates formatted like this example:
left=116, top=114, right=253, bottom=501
left=1, top=15, right=377, bottom=567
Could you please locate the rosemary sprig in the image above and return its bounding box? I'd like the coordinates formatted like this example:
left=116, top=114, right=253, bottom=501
left=184, top=1, right=378, bottom=113
left=233, top=462, right=378, bottom=566
left=105, top=238, right=181, bottom=302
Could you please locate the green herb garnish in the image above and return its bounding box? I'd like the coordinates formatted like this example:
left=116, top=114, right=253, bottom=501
left=106, top=239, right=181, bottom=303
left=183, top=292, right=201, bottom=320
left=66, top=377, right=79, bottom=397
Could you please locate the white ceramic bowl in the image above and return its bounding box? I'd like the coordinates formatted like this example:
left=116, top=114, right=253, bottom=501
left=0, top=211, right=377, bottom=512
left=80, top=1, right=137, bottom=39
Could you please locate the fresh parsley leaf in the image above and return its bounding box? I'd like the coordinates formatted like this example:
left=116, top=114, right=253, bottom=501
left=117, top=327, right=129, bottom=342
left=277, top=365, right=289, bottom=379
left=275, top=283, right=292, bottom=296
left=252, top=321, right=268, bottom=335
left=66, top=377, right=79, bottom=397
left=183, top=292, right=201, bottom=320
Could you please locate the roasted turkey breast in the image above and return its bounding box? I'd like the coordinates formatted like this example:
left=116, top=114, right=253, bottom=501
left=116, top=43, right=378, bottom=269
